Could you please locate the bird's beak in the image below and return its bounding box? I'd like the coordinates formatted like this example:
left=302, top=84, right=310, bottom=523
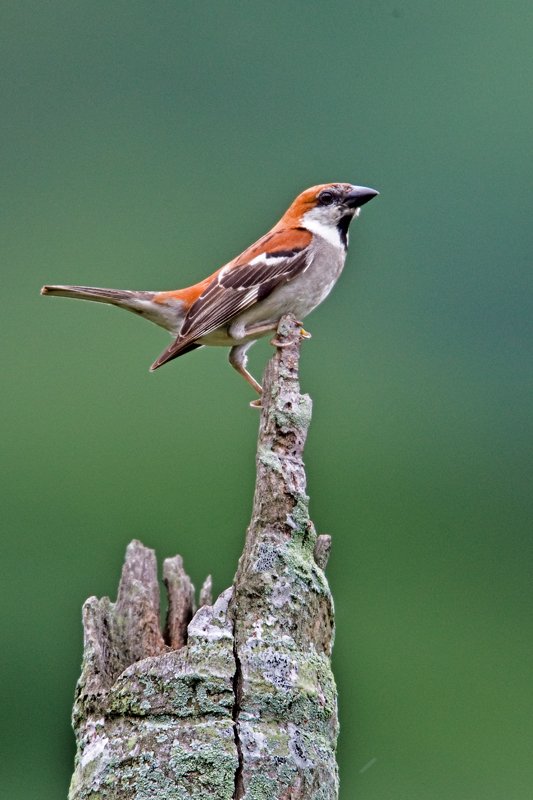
left=344, top=186, right=379, bottom=209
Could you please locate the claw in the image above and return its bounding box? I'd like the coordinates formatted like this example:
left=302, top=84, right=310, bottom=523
left=249, top=398, right=262, bottom=409
left=270, top=327, right=312, bottom=348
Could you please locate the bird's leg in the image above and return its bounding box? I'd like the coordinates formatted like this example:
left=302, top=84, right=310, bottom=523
left=229, top=343, right=263, bottom=407
left=241, top=320, right=294, bottom=353
left=241, top=321, right=279, bottom=338
left=230, top=321, right=311, bottom=408
left=240, top=320, right=311, bottom=347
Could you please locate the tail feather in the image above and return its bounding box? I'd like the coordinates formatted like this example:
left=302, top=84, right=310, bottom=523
left=40, top=284, right=145, bottom=305
left=41, top=284, right=187, bottom=336
left=42, top=284, right=203, bottom=369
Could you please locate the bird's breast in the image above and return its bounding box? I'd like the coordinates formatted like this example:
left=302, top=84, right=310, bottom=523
left=271, top=237, right=347, bottom=315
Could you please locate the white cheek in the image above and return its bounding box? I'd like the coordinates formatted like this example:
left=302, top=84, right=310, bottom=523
left=301, top=210, right=343, bottom=248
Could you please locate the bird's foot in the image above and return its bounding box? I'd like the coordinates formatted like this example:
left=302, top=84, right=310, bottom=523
left=270, top=326, right=311, bottom=347
left=249, top=398, right=263, bottom=409
left=270, top=336, right=292, bottom=348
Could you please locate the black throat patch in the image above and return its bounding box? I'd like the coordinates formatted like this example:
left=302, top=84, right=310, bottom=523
left=337, top=215, right=351, bottom=249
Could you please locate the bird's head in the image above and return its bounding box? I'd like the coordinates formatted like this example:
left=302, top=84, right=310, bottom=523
left=283, top=182, right=379, bottom=247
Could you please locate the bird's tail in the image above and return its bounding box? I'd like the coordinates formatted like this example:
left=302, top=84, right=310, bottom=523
left=40, top=284, right=148, bottom=306
left=40, top=284, right=188, bottom=335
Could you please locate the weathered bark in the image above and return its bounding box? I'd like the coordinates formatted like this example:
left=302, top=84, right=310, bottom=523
left=69, top=315, right=338, bottom=800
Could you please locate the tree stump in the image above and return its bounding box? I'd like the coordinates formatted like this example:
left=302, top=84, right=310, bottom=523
left=69, top=316, right=338, bottom=800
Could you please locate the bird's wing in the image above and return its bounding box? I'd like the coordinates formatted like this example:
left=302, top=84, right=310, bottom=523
left=150, top=233, right=311, bottom=370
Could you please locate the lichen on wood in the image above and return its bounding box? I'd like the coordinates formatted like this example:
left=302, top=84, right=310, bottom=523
left=69, top=315, right=338, bottom=800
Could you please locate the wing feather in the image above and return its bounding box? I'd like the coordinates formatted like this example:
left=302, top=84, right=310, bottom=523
left=150, top=244, right=310, bottom=370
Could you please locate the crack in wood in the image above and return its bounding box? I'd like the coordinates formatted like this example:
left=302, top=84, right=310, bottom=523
left=231, top=625, right=245, bottom=800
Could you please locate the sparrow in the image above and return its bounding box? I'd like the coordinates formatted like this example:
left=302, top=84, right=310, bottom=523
left=41, top=182, right=378, bottom=403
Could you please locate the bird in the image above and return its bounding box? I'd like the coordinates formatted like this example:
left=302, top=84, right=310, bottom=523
left=41, top=182, right=378, bottom=404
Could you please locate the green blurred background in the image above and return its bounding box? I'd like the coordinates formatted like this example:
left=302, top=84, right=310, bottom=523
left=2, top=1, right=532, bottom=797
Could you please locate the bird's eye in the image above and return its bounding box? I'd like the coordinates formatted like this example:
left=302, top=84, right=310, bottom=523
left=319, top=191, right=334, bottom=206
